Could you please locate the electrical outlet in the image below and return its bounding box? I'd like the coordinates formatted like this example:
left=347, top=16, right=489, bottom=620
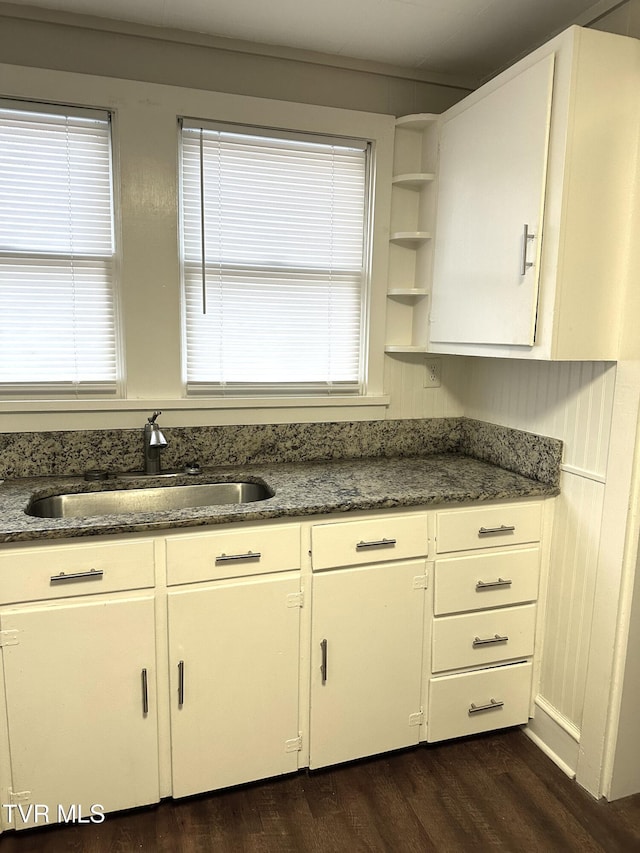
left=424, top=357, right=441, bottom=388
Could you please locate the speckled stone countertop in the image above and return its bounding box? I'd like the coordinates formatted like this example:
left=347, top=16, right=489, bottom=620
left=0, top=453, right=559, bottom=544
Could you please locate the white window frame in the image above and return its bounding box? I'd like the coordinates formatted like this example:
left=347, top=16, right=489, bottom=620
left=0, top=63, right=394, bottom=428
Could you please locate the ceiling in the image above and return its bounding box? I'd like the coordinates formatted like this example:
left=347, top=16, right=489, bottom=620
left=2, top=0, right=623, bottom=81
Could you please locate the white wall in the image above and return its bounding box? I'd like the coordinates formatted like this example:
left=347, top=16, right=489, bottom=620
left=465, top=359, right=615, bottom=724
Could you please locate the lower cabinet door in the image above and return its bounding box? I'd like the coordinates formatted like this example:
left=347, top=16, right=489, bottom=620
left=0, top=595, right=160, bottom=829
left=428, top=661, right=532, bottom=742
left=168, top=572, right=301, bottom=798
left=309, top=560, right=426, bottom=769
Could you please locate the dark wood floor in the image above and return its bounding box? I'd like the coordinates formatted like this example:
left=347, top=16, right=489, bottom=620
left=3, top=729, right=640, bottom=852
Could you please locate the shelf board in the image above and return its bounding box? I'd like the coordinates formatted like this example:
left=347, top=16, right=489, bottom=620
left=385, top=345, right=429, bottom=354
left=392, top=172, right=436, bottom=189
left=387, top=288, right=429, bottom=297
left=395, top=114, right=439, bottom=130
left=389, top=231, right=432, bottom=247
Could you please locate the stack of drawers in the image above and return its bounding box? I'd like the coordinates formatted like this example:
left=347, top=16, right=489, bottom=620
left=427, top=502, right=542, bottom=742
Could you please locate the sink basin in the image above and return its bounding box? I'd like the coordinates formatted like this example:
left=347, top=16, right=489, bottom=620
left=27, top=481, right=272, bottom=519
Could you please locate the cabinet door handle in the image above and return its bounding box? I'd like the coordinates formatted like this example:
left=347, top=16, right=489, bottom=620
left=472, top=634, right=509, bottom=647
left=478, top=525, right=515, bottom=537
left=355, top=538, right=397, bottom=550
left=520, top=223, right=535, bottom=275
left=178, top=660, right=185, bottom=707
left=476, top=577, right=513, bottom=590
left=50, top=568, right=104, bottom=584
left=468, top=698, right=504, bottom=715
left=141, top=668, right=149, bottom=715
left=215, top=551, right=261, bottom=563
left=320, top=639, right=328, bottom=684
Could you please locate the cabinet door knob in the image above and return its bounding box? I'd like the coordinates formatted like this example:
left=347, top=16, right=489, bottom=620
left=320, top=639, right=328, bottom=684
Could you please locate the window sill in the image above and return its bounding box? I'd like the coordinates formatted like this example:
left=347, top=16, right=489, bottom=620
left=0, top=395, right=391, bottom=414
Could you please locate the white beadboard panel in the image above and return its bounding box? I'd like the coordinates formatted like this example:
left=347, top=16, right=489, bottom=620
left=539, top=471, right=605, bottom=728
left=464, top=359, right=616, bottom=478
left=384, top=353, right=467, bottom=419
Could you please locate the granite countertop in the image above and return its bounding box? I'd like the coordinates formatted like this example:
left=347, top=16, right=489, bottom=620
left=0, top=453, right=559, bottom=543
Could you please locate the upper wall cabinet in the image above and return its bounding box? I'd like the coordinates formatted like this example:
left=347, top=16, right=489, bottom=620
left=428, top=26, right=640, bottom=361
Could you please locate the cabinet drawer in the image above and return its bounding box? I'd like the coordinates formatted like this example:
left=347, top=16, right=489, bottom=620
left=435, top=502, right=542, bottom=553
left=428, top=661, right=532, bottom=742
left=0, top=539, right=155, bottom=604
left=432, top=604, right=536, bottom=673
left=311, top=513, right=428, bottom=571
left=434, top=547, right=540, bottom=615
left=166, top=524, right=301, bottom=585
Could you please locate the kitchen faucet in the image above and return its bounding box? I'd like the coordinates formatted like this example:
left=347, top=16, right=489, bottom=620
left=144, top=410, right=168, bottom=474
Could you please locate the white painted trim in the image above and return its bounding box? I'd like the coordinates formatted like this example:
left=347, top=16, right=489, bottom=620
left=560, top=464, right=607, bottom=485
left=577, top=360, right=640, bottom=798
left=525, top=695, right=580, bottom=779
left=0, top=395, right=391, bottom=414
left=535, top=694, right=580, bottom=742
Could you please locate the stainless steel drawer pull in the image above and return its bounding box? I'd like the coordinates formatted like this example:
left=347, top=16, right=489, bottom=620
left=320, top=639, right=328, bottom=684
left=178, top=660, right=185, bottom=707
left=141, top=668, right=149, bottom=715
left=521, top=223, right=535, bottom=275
left=50, top=568, right=104, bottom=584
left=476, top=577, right=513, bottom=590
left=215, top=551, right=261, bottom=563
left=355, top=538, right=397, bottom=550
left=469, top=698, right=504, bottom=715
left=478, top=525, right=516, bottom=537
left=473, top=634, right=509, bottom=647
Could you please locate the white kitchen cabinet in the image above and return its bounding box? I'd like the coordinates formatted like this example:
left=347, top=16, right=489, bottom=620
left=309, top=559, right=426, bottom=769
left=427, top=502, right=542, bottom=742
left=429, top=26, right=640, bottom=360
left=0, top=594, right=159, bottom=829
left=0, top=496, right=551, bottom=831
left=430, top=55, right=553, bottom=347
left=167, top=571, right=302, bottom=797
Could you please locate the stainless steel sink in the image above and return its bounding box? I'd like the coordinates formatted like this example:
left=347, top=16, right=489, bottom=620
left=27, top=481, right=272, bottom=519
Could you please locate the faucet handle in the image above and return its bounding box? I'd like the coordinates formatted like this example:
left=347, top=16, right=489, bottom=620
left=148, top=410, right=162, bottom=424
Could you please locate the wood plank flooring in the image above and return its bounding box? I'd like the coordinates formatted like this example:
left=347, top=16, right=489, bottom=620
left=3, top=729, right=640, bottom=852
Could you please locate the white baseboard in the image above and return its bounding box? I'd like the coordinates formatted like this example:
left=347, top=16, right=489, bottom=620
left=524, top=694, right=580, bottom=779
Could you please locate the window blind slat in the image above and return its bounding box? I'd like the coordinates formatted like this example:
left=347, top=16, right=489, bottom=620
left=0, top=105, right=118, bottom=390
left=180, top=124, right=369, bottom=394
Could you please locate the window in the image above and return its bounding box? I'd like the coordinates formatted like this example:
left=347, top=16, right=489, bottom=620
left=0, top=102, right=118, bottom=392
left=180, top=120, right=371, bottom=395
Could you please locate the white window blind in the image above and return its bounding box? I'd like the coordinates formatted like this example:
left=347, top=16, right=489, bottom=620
left=0, top=103, right=118, bottom=392
left=180, top=121, right=370, bottom=395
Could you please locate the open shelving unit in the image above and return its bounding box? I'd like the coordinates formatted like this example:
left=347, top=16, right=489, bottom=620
left=384, top=113, right=438, bottom=355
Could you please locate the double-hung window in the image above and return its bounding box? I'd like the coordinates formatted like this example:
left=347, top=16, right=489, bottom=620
left=0, top=102, right=118, bottom=393
left=180, top=120, right=371, bottom=396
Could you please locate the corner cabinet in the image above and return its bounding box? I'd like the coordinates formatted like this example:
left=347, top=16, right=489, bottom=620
left=428, top=25, right=640, bottom=360
left=384, top=114, right=438, bottom=355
